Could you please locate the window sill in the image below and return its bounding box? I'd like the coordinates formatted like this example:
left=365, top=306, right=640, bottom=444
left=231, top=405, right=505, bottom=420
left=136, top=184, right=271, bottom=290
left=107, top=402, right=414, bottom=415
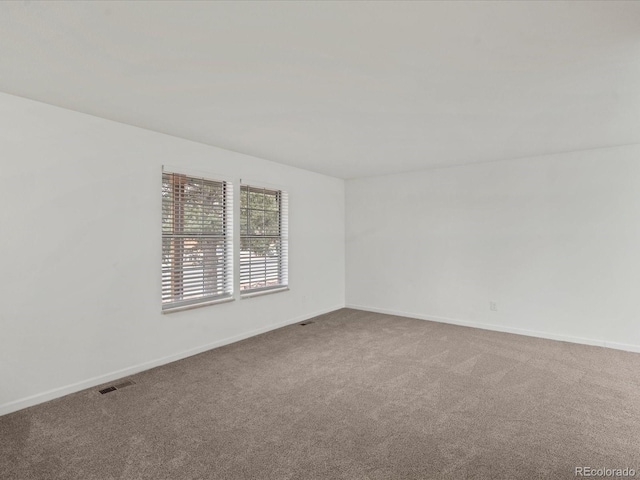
left=240, top=287, right=289, bottom=299
left=162, top=296, right=234, bottom=314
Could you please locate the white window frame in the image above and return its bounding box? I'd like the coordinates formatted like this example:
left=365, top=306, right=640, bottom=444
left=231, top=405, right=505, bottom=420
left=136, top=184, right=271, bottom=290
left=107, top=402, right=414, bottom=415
left=239, top=182, right=289, bottom=297
left=161, top=167, right=234, bottom=312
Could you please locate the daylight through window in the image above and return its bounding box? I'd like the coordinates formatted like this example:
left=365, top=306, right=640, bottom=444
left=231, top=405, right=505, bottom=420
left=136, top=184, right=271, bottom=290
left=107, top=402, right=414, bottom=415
left=162, top=172, right=233, bottom=309
left=240, top=184, right=288, bottom=294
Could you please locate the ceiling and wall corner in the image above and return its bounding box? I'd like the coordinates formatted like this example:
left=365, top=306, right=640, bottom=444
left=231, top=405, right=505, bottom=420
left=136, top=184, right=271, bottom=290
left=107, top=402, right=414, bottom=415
left=1, top=0, right=639, bottom=179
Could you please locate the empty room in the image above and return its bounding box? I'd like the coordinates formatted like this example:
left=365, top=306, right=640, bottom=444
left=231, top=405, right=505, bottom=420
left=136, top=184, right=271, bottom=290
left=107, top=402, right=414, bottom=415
left=2, top=1, right=640, bottom=479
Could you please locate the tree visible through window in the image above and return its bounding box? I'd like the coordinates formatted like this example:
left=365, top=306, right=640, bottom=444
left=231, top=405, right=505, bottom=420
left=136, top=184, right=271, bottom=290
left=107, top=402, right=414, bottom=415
left=240, top=185, right=288, bottom=293
left=162, top=172, right=232, bottom=309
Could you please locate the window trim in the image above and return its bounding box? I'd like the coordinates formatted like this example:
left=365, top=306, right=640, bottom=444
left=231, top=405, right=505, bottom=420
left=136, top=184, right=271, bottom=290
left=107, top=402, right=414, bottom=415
left=161, top=167, right=234, bottom=312
left=161, top=295, right=235, bottom=314
left=161, top=169, right=290, bottom=313
left=240, top=286, right=290, bottom=300
left=239, top=182, right=289, bottom=296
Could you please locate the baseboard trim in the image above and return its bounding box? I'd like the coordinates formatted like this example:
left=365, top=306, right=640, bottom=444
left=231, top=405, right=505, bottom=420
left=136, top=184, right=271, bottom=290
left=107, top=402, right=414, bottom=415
left=0, top=305, right=344, bottom=417
left=346, top=304, right=640, bottom=354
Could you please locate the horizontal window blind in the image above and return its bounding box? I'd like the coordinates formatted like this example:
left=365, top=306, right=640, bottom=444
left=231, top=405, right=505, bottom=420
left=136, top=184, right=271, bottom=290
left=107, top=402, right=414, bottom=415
left=240, top=184, right=288, bottom=294
left=162, top=172, right=233, bottom=309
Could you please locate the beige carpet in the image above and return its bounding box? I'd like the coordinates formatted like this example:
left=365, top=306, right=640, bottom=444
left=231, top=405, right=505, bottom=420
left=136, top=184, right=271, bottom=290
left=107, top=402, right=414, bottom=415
left=2, top=308, right=640, bottom=479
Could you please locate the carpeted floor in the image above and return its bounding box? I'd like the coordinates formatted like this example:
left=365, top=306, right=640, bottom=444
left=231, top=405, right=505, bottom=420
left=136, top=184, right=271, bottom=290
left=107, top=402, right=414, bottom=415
left=2, top=308, right=640, bottom=479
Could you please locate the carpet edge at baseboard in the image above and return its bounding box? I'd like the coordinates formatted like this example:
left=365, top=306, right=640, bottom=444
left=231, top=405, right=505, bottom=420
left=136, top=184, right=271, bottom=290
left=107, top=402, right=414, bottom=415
left=345, top=304, right=640, bottom=354
left=0, top=304, right=345, bottom=417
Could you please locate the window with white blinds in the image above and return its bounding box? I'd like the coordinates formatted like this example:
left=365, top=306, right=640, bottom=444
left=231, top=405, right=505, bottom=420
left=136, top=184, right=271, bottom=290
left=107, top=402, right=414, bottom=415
left=162, top=171, right=233, bottom=310
left=240, top=184, right=288, bottom=294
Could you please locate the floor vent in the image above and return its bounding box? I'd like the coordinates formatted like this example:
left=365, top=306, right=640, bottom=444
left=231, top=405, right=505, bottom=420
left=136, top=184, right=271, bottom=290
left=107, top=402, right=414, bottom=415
left=300, top=321, right=315, bottom=326
left=99, top=380, right=136, bottom=394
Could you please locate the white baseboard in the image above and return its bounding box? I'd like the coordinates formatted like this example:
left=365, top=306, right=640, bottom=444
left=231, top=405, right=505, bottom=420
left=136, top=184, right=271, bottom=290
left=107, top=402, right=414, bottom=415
left=0, top=305, right=344, bottom=417
left=346, top=304, right=640, bottom=354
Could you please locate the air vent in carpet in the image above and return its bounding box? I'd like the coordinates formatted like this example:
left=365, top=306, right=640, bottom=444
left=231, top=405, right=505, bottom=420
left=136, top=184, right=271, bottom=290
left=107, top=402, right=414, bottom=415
left=99, top=380, right=136, bottom=394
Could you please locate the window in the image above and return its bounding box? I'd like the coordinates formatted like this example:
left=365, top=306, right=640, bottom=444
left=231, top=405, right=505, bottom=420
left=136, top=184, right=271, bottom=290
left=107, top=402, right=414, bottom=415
left=162, top=171, right=233, bottom=310
left=240, top=184, right=288, bottom=294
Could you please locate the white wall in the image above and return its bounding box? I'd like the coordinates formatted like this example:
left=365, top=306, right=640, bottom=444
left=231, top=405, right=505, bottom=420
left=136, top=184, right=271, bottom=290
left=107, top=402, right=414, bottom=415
left=0, top=93, right=345, bottom=415
left=346, top=145, right=640, bottom=351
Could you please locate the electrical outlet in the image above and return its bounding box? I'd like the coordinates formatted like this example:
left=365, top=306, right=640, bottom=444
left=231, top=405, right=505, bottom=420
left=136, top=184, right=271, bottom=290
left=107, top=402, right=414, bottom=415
left=489, top=301, right=497, bottom=311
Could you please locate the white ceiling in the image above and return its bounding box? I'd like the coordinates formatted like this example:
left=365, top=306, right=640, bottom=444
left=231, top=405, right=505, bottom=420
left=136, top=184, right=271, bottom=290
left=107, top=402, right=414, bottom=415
left=1, top=1, right=639, bottom=179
